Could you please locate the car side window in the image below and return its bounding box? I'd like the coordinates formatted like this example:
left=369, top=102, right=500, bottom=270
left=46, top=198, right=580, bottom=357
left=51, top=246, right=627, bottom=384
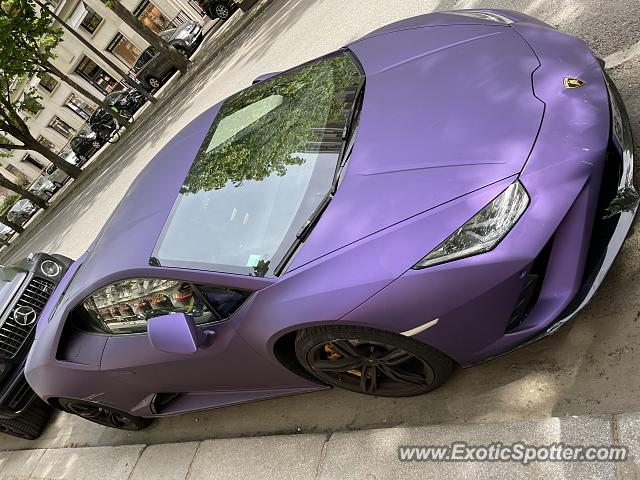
left=79, top=278, right=250, bottom=335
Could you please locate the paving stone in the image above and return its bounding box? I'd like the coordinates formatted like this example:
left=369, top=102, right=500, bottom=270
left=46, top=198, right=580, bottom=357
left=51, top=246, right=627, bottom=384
left=129, top=442, right=198, bottom=480
left=187, top=434, right=326, bottom=480
left=29, top=445, right=144, bottom=480
left=319, top=416, right=616, bottom=480
left=0, top=449, right=45, bottom=480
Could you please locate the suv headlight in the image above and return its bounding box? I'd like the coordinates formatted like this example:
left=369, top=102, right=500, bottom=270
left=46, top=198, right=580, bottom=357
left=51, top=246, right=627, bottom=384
left=413, top=181, right=529, bottom=269
left=40, top=259, right=61, bottom=277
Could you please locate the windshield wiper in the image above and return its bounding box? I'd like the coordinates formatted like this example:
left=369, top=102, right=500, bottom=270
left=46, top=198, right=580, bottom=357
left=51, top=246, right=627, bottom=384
left=274, top=81, right=366, bottom=277
left=333, top=79, right=365, bottom=189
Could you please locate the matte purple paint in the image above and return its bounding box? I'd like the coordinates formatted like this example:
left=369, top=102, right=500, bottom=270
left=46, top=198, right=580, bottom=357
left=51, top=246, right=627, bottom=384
left=25, top=10, right=636, bottom=417
left=148, top=313, right=198, bottom=355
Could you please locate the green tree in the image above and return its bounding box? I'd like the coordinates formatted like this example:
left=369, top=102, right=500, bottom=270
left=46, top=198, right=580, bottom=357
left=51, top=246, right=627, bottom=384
left=3, top=0, right=130, bottom=127
left=0, top=0, right=81, bottom=177
left=180, top=54, right=361, bottom=195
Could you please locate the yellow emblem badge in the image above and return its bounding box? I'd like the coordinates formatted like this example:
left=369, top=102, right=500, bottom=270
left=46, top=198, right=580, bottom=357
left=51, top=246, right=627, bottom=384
left=563, top=77, right=585, bottom=89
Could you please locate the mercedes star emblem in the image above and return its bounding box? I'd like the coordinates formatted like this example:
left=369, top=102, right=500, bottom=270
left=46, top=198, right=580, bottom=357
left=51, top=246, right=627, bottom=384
left=13, top=306, right=37, bottom=327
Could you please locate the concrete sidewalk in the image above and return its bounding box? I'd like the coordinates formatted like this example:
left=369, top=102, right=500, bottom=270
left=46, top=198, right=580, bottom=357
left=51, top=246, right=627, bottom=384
left=1, top=413, right=639, bottom=480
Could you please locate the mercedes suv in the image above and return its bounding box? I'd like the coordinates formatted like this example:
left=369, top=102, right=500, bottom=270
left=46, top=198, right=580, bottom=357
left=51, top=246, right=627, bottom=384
left=0, top=253, right=71, bottom=439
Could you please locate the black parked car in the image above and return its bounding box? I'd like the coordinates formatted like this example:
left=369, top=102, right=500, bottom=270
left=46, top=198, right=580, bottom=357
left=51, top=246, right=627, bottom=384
left=95, top=88, right=145, bottom=122
left=70, top=124, right=106, bottom=163
left=87, top=88, right=145, bottom=144
left=133, top=21, right=203, bottom=91
left=0, top=253, right=71, bottom=438
left=199, top=0, right=238, bottom=20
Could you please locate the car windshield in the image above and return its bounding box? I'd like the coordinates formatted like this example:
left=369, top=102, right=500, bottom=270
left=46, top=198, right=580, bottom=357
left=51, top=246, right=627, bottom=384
left=159, top=28, right=176, bottom=41
left=77, top=124, right=94, bottom=137
left=152, top=52, right=362, bottom=277
left=105, top=91, right=124, bottom=106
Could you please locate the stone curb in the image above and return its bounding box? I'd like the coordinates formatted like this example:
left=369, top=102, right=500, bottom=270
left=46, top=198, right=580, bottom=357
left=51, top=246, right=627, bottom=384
left=0, top=413, right=638, bottom=479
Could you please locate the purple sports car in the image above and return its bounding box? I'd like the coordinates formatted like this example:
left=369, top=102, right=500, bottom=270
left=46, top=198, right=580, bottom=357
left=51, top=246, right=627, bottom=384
left=25, top=10, right=638, bottom=430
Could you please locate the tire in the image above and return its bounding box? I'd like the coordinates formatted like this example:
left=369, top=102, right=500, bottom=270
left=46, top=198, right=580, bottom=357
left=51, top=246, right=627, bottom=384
left=58, top=398, right=151, bottom=431
left=0, top=399, right=51, bottom=440
left=208, top=2, right=230, bottom=19
left=91, top=140, right=101, bottom=149
left=295, top=325, right=454, bottom=397
left=106, top=128, right=120, bottom=144
left=147, top=76, right=161, bottom=90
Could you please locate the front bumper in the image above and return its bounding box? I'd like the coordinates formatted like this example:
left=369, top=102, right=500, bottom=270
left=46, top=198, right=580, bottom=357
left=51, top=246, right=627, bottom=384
left=468, top=72, right=638, bottom=364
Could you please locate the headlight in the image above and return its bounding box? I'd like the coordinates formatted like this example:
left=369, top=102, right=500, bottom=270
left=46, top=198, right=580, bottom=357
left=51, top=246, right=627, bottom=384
left=40, top=259, right=61, bottom=277
left=413, top=181, right=529, bottom=269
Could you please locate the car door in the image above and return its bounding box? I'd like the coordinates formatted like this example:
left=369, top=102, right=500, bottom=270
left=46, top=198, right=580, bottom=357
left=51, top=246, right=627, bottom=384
left=92, top=277, right=283, bottom=394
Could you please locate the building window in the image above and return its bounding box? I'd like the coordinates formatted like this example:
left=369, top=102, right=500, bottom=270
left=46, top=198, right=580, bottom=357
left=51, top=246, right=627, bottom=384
left=80, top=5, right=103, bottom=33
left=38, top=72, right=59, bottom=93
left=107, top=33, right=142, bottom=68
left=65, top=93, right=95, bottom=120
left=48, top=116, right=76, bottom=139
left=22, top=154, right=45, bottom=170
left=75, top=56, right=120, bottom=94
left=68, top=2, right=103, bottom=34
left=133, top=0, right=170, bottom=33
left=5, top=164, right=24, bottom=178
left=37, top=136, right=58, bottom=152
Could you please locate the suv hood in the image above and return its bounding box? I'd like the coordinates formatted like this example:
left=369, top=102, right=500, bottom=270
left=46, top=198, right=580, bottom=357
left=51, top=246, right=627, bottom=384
left=288, top=23, right=544, bottom=270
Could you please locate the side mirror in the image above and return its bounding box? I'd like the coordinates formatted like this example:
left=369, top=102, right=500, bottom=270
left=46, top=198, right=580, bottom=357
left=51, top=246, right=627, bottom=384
left=148, top=313, right=198, bottom=354
left=252, top=71, right=281, bottom=84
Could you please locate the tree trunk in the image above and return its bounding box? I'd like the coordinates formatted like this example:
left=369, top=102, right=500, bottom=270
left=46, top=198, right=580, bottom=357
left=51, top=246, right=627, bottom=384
left=45, top=62, right=131, bottom=127
left=24, top=138, right=82, bottom=178
left=101, top=0, right=191, bottom=74
left=0, top=215, right=24, bottom=235
left=0, top=175, right=48, bottom=210
left=34, top=0, right=156, bottom=104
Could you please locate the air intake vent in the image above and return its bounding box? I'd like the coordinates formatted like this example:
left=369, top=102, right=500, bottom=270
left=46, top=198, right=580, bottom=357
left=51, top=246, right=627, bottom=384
left=0, top=277, right=55, bottom=357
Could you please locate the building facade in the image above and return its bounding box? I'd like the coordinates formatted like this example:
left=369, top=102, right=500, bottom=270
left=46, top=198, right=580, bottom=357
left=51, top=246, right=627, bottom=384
left=0, top=0, right=208, bottom=183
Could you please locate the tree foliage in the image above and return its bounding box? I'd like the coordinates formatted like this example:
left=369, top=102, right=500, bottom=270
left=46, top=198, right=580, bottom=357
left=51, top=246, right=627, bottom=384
left=180, top=54, right=361, bottom=195
left=0, top=0, right=81, bottom=178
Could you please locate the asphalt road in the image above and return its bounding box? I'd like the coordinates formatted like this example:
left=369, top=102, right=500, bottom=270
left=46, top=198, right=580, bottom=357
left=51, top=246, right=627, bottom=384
left=1, top=0, right=640, bottom=451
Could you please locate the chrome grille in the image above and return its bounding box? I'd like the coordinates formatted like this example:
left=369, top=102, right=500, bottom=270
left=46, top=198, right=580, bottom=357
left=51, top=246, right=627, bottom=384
left=0, top=277, right=55, bottom=357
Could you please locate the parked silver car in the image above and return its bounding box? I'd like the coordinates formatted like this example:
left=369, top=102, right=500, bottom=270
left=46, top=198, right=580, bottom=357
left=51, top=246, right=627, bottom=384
left=28, top=176, right=57, bottom=201
left=7, top=199, right=37, bottom=227
left=44, top=151, right=80, bottom=187
left=133, top=21, right=203, bottom=90
left=0, top=224, right=14, bottom=243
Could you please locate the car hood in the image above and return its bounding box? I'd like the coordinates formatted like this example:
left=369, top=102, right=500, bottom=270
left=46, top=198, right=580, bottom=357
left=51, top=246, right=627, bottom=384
left=287, top=23, right=544, bottom=270
left=72, top=22, right=543, bottom=286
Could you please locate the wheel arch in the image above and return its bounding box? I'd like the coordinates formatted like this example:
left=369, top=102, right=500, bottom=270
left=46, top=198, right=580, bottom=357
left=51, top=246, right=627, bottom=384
left=270, top=321, right=458, bottom=385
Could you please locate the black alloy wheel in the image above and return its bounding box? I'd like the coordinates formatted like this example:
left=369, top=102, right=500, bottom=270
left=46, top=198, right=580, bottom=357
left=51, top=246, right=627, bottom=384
left=147, top=76, right=161, bottom=90
left=209, top=2, right=230, bottom=19
left=58, top=398, right=151, bottom=431
left=295, top=326, right=453, bottom=397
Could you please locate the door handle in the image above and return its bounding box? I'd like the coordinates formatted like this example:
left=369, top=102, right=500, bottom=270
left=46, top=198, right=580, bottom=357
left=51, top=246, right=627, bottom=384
left=199, top=330, right=216, bottom=347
